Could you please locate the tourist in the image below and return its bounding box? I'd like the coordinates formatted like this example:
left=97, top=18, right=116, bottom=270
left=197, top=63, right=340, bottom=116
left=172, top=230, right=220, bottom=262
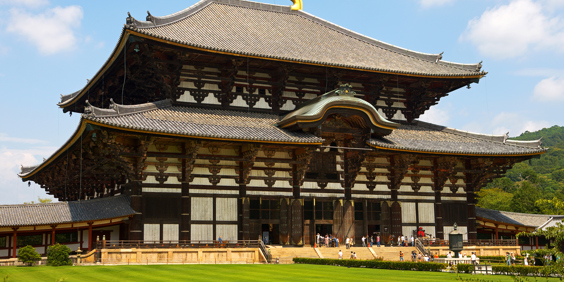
left=335, top=237, right=339, bottom=248
left=377, top=235, right=381, bottom=247
left=316, top=233, right=320, bottom=246
left=350, top=251, right=354, bottom=259
left=506, top=252, right=511, bottom=266
left=511, top=252, right=515, bottom=266
left=471, top=252, right=477, bottom=266
left=417, top=252, right=422, bottom=262
left=411, top=235, right=414, bottom=246
left=362, top=236, right=366, bottom=247
left=400, top=251, right=404, bottom=261
left=424, top=254, right=429, bottom=262
left=218, top=236, right=222, bottom=247
left=411, top=251, right=416, bottom=262
left=524, top=254, right=529, bottom=266
left=447, top=251, right=452, bottom=259
left=354, top=252, right=357, bottom=259
left=401, top=235, right=405, bottom=246
left=370, top=235, right=373, bottom=247
left=458, top=252, right=462, bottom=259
left=346, top=237, right=350, bottom=249
left=338, top=250, right=343, bottom=259
left=389, top=234, right=393, bottom=246
left=397, top=235, right=401, bottom=246
left=325, top=235, right=329, bottom=247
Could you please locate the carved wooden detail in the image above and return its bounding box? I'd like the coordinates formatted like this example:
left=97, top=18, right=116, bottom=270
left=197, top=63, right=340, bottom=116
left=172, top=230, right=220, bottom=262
left=236, top=145, right=261, bottom=185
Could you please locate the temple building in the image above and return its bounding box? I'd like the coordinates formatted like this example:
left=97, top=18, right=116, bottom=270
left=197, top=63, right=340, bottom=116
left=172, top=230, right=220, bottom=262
left=1, top=0, right=547, bottom=258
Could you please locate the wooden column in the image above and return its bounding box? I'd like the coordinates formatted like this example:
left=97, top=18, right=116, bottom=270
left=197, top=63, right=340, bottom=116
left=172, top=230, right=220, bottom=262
left=51, top=225, right=56, bottom=245
left=432, top=158, right=444, bottom=239
left=180, top=181, right=190, bottom=241
left=238, top=152, right=246, bottom=241
left=12, top=228, right=17, bottom=258
left=129, top=180, right=143, bottom=241
left=464, top=161, right=478, bottom=241
left=88, top=222, right=93, bottom=251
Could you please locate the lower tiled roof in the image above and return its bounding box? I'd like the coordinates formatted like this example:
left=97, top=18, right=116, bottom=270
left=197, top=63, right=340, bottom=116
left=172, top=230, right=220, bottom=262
left=84, top=100, right=323, bottom=144
left=368, top=121, right=546, bottom=156
left=0, top=195, right=134, bottom=227
left=476, top=207, right=556, bottom=228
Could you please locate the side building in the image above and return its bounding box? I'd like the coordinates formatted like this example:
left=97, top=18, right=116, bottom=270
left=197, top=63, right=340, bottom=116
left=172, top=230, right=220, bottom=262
left=2, top=0, right=546, bottom=258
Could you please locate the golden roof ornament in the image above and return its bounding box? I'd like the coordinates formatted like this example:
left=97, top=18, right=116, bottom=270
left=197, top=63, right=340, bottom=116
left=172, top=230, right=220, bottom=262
left=290, top=0, right=303, bottom=11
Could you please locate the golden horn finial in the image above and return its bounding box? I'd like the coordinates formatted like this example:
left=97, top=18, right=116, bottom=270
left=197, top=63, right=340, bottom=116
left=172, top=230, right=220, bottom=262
left=290, top=0, right=303, bottom=11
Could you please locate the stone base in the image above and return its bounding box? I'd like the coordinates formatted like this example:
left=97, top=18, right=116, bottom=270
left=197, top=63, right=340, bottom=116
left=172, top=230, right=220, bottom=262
left=99, top=248, right=262, bottom=264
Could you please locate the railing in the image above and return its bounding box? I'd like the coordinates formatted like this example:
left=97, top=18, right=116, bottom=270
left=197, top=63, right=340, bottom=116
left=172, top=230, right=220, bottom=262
left=96, top=240, right=260, bottom=250
left=415, top=238, right=431, bottom=257
left=259, top=241, right=272, bottom=263
left=417, top=239, right=517, bottom=247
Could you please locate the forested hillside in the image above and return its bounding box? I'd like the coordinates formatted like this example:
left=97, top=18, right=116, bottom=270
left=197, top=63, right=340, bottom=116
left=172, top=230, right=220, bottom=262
left=476, top=125, right=564, bottom=214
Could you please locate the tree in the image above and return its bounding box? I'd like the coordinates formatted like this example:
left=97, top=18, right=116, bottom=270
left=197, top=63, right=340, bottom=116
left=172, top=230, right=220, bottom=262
left=17, top=245, right=41, bottom=266
left=46, top=244, right=72, bottom=266
left=509, top=181, right=541, bottom=214
left=24, top=197, right=53, bottom=205
left=536, top=197, right=564, bottom=215
left=476, top=188, right=513, bottom=211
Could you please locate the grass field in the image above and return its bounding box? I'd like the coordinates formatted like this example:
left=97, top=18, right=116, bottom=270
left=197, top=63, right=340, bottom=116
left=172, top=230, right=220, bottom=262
left=0, top=264, right=560, bottom=282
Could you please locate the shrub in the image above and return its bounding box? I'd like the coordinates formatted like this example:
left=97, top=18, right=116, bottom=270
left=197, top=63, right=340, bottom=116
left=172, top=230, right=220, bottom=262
left=17, top=245, right=41, bottom=266
left=47, top=244, right=72, bottom=266
left=492, top=265, right=544, bottom=276
left=456, top=263, right=474, bottom=273
left=292, top=258, right=447, bottom=272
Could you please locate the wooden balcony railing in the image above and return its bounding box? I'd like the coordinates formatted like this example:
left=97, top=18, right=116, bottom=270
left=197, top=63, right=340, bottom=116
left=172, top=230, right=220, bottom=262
left=96, top=240, right=260, bottom=250
left=417, top=239, right=517, bottom=247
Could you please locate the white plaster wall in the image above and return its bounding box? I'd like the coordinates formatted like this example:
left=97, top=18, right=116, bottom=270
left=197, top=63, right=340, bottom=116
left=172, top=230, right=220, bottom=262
left=191, top=225, right=213, bottom=241
left=401, top=202, right=416, bottom=224
left=163, top=224, right=179, bottom=241
left=216, top=198, right=237, bottom=221
left=192, top=197, right=213, bottom=221
left=144, top=224, right=160, bottom=241
left=216, top=225, right=237, bottom=241
left=418, top=203, right=435, bottom=224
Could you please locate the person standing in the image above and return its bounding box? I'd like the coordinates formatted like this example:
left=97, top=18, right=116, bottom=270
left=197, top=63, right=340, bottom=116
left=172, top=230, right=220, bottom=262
left=325, top=235, right=329, bottom=247
left=338, top=250, right=343, bottom=259
left=335, top=237, right=339, bottom=248
left=370, top=236, right=373, bottom=247
left=362, top=236, right=366, bottom=247
left=316, top=233, right=320, bottom=246
left=346, top=237, right=350, bottom=249
left=397, top=235, right=401, bottom=247
left=524, top=254, right=529, bottom=266
left=471, top=252, right=477, bottom=266
left=411, top=235, right=414, bottom=246
left=377, top=235, right=380, bottom=247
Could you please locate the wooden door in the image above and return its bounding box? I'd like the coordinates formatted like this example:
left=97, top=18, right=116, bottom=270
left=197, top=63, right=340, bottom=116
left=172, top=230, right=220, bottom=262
left=391, top=201, right=402, bottom=237
left=279, top=199, right=289, bottom=245
left=333, top=200, right=343, bottom=238
left=290, top=200, right=303, bottom=245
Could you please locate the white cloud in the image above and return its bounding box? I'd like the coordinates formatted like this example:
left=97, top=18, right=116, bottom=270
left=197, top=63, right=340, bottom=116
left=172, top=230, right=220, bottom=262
left=533, top=76, right=564, bottom=101
left=6, top=5, right=83, bottom=55
left=0, top=0, right=48, bottom=8
left=0, top=146, right=57, bottom=204
left=460, top=0, right=564, bottom=59
left=420, top=0, right=454, bottom=8
left=0, top=133, right=46, bottom=144
left=418, top=105, right=450, bottom=125
left=467, top=112, right=550, bottom=136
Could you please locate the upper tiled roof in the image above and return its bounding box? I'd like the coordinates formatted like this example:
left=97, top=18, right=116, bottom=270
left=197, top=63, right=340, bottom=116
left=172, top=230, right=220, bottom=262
left=84, top=99, right=323, bottom=144
left=127, top=0, right=484, bottom=77
left=476, top=207, right=563, bottom=228
left=0, top=195, right=134, bottom=227
left=368, top=121, right=546, bottom=156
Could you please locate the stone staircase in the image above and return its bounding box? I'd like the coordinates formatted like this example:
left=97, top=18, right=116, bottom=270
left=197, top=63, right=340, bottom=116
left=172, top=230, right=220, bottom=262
left=268, top=246, right=319, bottom=264
left=318, top=246, right=375, bottom=260
left=267, top=245, right=418, bottom=263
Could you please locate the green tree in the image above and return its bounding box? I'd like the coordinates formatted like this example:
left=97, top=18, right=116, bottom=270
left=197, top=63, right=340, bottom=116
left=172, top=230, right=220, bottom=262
left=24, top=197, right=53, bottom=205
left=510, top=181, right=541, bottom=213
left=17, top=245, right=41, bottom=266
left=535, top=197, right=564, bottom=215
left=46, top=244, right=72, bottom=266
left=553, top=169, right=564, bottom=182
left=484, top=177, right=517, bottom=193
left=476, top=188, right=513, bottom=211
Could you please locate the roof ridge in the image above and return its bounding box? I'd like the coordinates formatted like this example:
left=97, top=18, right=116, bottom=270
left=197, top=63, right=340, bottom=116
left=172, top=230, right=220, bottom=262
left=84, top=99, right=172, bottom=118
left=127, top=0, right=482, bottom=72
left=415, top=120, right=544, bottom=149
left=476, top=206, right=558, bottom=217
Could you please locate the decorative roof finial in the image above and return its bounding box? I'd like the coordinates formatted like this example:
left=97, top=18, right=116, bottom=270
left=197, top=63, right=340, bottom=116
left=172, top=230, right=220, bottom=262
left=146, top=11, right=153, bottom=22
left=435, top=52, right=443, bottom=63
left=290, top=0, right=303, bottom=11
left=335, top=84, right=355, bottom=96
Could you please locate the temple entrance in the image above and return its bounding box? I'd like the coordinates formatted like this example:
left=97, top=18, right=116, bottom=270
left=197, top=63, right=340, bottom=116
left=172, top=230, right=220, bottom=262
left=91, top=230, right=111, bottom=250
left=316, top=224, right=333, bottom=238
left=368, top=225, right=381, bottom=237
left=261, top=224, right=279, bottom=245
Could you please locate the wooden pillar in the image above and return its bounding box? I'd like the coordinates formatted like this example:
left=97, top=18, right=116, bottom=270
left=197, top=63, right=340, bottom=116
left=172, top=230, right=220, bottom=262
left=363, top=199, right=368, bottom=238
left=464, top=161, right=477, bottom=241
left=80, top=229, right=84, bottom=250
left=88, top=223, right=93, bottom=251
left=238, top=153, right=246, bottom=241
left=535, top=237, right=539, bottom=249
left=129, top=180, right=143, bottom=241
left=180, top=181, right=190, bottom=241
left=12, top=228, right=17, bottom=258
left=51, top=225, right=56, bottom=245
left=432, top=159, right=444, bottom=240
left=494, top=224, right=499, bottom=242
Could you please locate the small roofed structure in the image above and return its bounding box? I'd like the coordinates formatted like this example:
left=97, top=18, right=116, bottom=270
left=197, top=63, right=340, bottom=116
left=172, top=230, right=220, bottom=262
left=0, top=196, right=134, bottom=258
left=476, top=207, right=564, bottom=250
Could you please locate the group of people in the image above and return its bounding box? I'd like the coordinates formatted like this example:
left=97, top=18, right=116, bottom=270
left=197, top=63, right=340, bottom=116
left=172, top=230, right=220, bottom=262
left=316, top=233, right=422, bottom=248
left=338, top=250, right=358, bottom=259
left=316, top=234, right=341, bottom=248
left=447, top=251, right=479, bottom=265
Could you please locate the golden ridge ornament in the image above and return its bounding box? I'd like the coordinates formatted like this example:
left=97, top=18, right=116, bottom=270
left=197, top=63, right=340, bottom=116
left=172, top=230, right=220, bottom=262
left=290, top=0, right=303, bottom=11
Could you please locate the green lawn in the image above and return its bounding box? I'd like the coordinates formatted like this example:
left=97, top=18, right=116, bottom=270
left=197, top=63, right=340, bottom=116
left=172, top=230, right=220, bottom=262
left=0, top=264, right=559, bottom=282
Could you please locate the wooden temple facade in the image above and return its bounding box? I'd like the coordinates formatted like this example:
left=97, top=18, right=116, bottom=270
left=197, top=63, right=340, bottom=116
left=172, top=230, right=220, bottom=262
left=15, top=0, right=546, bottom=250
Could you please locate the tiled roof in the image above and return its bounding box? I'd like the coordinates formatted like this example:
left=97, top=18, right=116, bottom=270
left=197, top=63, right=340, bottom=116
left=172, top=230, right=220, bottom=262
left=368, top=121, right=546, bottom=156
left=0, top=195, right=134, bottom=227
left=127, top=0, right=484, bottom=77
left=84, top=99, right=323, bottom=144
left=476, top=207, right=562, bottom=228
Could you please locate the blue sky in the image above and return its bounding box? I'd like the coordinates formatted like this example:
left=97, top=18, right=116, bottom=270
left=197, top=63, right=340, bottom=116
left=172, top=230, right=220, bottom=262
left=0, top=0, right=562, bottom=204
